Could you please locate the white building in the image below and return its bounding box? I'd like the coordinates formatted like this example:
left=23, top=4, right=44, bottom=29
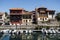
left=0, top=12, right=6, bottom=25
left=35, top=7, right=55, bottom=22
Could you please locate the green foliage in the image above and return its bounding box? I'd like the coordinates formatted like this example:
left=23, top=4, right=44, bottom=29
left=55, top=12, right=60, bottom=21
left=5, top=12, right=8, bottom=16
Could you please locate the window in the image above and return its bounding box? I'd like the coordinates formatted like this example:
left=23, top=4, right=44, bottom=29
left=7, top=17, right=10, bottom=19
left=26, top=20, right=27, bottom=22
left=0, top=17, right=2, bottom=19
left=23, top=15, right=31, bottom=19
left=28, top=15, right=31, bottom=19
left=13, top=11, right=15, bottom=13
left=33, top=15, right=35, bottom=17
left=23, top=20, right=25, bottom=22
left=29, top=20, right=31, bottom=22
left=23, top=15, right=26, bottom=19
left=40, top=18, right=43, bottom=20
left=45, top=18, right=47, bottom=20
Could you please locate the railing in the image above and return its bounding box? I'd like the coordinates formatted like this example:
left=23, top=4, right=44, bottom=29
left=0, top=25, right=37, bottom=30
left=10, top=13, right=22, bottom=15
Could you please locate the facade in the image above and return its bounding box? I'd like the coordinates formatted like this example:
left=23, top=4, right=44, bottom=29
left=4, top=15, right=10, bottom=25
left=0, top=12, right=6, bottom=25
left=10, top=8, right=32, bottom=25
left=22, top=11, right=32, bottom=25
left=35, top=7, right=55, bottom=24
left=9, top=7, right=55, bottom=25
left=31, top=11, right=37, bottom=24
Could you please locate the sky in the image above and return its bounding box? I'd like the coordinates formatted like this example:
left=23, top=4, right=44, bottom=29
left=0, top=0, right=60, bottom=14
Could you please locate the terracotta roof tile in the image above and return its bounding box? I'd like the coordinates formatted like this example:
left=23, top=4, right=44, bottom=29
left=10, top=8, right=24, bottom=10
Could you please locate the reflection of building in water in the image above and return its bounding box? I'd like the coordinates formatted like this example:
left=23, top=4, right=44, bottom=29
left=9, top=32, right=60, bottom=40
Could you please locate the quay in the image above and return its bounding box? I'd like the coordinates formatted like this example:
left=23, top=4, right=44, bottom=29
left=0, top=29, right=60, bottom=40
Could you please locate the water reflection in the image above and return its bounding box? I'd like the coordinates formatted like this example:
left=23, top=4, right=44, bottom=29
left=2, top=34, right=10, bottom=40
left=1, top=32, right=60, bottom=40
left=9, top=32, right=60, bottom=40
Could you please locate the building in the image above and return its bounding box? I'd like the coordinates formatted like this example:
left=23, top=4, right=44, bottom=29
left=31, top=11, right=37, bottom=24
left=21, top=11, right=33, bottom=25
left=5, top=14, right=10, bottom=25
left=35, top=7, right=55, bottom=24
left=10, top=8, right=33, bottom=25
left=10, top=7, right=56, bottom=26
left=0, top=12, right=6, bottom=25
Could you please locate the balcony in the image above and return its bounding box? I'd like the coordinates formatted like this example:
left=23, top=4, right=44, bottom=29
left=10, top=13, right=22, bottom=15
left=40, top=11, right=46, bottom=13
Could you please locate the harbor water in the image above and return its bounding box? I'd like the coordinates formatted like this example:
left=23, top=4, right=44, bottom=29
left=0, top=32, right=60, bottom=40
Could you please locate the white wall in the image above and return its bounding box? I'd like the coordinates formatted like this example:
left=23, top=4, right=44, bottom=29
left=22, top=19, right=32, bottom=25
left=0, top=12, right=6, bottom=25
left=38, top=17, right=48, bottom=21
left=44, top=18, right=48, bottom=21
left=48, top=15, right=52, bottom=19
left=2, top=13, right=6, bottom=21
left=48, top=12, right=53, bottom=19
left=38, top=18, right=43, bottom=21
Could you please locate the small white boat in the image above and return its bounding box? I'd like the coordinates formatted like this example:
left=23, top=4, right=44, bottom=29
left=52, top=29, right=56, bottom=33
left=48, top=29, right=53, bottom=34
left=12, top=30, right=17, bottom=33
left=48, top=28, right=56, bottom=34
left=19, top=30, right=23, bottom=33
left=56, top=28, right=60, bottom=33
left=41, top=28, right=48, bottom=34
left=26, top=30, right=29, bottom=33
left=1, top=29, right=10, bottom=33
left=29, top=30, right=32, bottom=33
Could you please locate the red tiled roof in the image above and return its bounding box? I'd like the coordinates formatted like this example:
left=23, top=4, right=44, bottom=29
left=10, top=8, right=24, bottom=10
left=46, top=10, right=55, bottom=12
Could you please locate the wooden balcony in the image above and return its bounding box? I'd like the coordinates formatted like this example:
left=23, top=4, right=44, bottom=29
left=40, top=11, right=45, bottom=13
left=10, top=13, right=22, bottom=15
left=10, top=13, right=32, bottom=15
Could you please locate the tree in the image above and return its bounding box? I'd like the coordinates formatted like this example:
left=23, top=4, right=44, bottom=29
left=55, top=12, right=60, bottom=21
left=55, top=12, right=60, bottom=27
left=5, top=12, right=8, bottom=16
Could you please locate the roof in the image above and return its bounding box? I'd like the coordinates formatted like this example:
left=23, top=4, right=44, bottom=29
left=10, top=10, right=32, bottom=15
left=37, top=6, right=47, bottom=9
left=0, top=12, right=5, bottom=15
left=22, top=11, right=32, bottom=15
left=36, top=7, right=55, bottom=12
left=9, top=8, right=24, bottom=10
left=40, top=6, right=47, bottom=8
left=46, top=10, right=55, bottom=12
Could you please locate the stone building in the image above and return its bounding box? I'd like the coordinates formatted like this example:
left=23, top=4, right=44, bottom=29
left=9, top=7, right=56, bottom=26
left=35, top=7, right=55, bottom=24
left=10, top=8, right=33, bottom=25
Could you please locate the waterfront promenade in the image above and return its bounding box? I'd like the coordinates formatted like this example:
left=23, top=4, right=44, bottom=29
left=0, top=21, right=59, bottom=30
left=0, top=29, right=60, bottom=40
left=0, top=25, right=37, bottom=30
